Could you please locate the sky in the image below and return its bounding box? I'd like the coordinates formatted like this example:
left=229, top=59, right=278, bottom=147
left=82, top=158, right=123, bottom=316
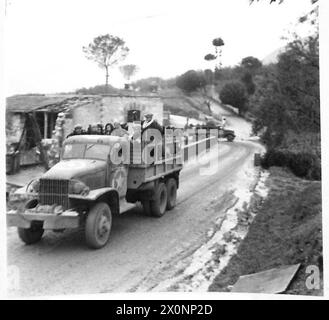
left=3, top=0, right=315, bottom=96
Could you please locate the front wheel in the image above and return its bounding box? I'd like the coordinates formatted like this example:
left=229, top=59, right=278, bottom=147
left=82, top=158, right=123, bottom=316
left=85, top=202, right=112, bottom=249
left=226, top=134, right=235, bottom=142
left=18, top=223, right=44, bottom=245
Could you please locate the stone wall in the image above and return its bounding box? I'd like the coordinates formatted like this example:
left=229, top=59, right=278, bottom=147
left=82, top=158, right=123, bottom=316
left=6, top=94, right=164, bottom=167
left=69, top=99, right=103, bottom=132
left=101, top=95, right=163, bottom=124
left=6, top=112, right=25, bottom=146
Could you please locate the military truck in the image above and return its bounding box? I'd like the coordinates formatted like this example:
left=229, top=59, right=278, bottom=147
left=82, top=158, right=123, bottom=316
left=7, top=134, right=183, bottom=249
left=217, top=127, right=235, bottom=142
left=200, top=121, right=236, bottom=142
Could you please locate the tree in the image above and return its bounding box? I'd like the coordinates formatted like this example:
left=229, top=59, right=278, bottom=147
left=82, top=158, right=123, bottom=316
left=240, top=56, right=261, bottom=95
left=241, top=56, right=262, bottom=74
left=131, top=77, right=171, bottom=92
left=251, top=13, right=319, bottom=147
left=249, top=0, right=284, bottom=4
left=119, top=64, right=138, bottom=82
left=249, top=0, right=318, bottom=6
left=219, top=82, right=248, bottom=115
left=249, top=0, right=318, bottom=3
left=83, top=34, right=129, bottom=86
left=204, top=54, right=216, bottom=61
left=212, top=37, right=225, bottom=70
left=212, top=38, right=225, bottom=47
left=204, top=69, right=214, bottom=85
left=176, top=70, right=206, bottom=93
left=241, top=71, right=256, bottom=95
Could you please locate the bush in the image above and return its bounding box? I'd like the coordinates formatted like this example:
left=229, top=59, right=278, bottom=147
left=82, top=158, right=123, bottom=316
left=261, top=149, right=293, bottom=169
left=261, top=149, right=321, bottom=180
left=289, top=152, right=317, bottom=179
left=219, top=81, right=248, bottom=115
left=176, top=70, right=206, bottom=93
left=75, top=84, right=118, bottom=94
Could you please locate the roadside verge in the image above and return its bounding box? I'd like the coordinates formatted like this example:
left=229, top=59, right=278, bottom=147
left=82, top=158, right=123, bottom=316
left=209, top=167, right=323, bottom=296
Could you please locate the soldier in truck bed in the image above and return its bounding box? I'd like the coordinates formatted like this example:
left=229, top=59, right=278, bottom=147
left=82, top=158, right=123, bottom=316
left=67, top=124, right=86, bottom=138
left=141, top=113, right=164, bottom=136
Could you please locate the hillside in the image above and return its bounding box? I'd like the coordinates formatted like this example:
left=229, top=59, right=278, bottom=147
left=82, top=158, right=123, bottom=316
left=160, top=88, right=212, bottom=120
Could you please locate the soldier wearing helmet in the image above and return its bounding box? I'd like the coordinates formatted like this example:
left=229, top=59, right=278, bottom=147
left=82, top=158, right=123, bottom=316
left=67, top=124, right=86, bottom=138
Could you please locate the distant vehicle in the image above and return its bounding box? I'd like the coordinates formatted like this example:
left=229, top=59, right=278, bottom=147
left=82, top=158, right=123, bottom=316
left=201, top=121, right=236, bottom=142
left=7, top=135, right=183, bottom=249
left=217, top=126, right=236, bottom=142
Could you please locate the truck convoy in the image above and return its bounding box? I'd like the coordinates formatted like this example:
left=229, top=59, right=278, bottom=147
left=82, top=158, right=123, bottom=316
left=7, top=134, right=183, bottom=249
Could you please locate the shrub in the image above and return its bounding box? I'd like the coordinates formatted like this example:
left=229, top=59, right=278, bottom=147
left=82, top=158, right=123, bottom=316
left=261, top=149, right=292, bottom=169
left=288, top=152, right=316, bottom=179
left=261, top=149, right=321, bottom=181
left=176, top=70, right=206, bottom=93
left=219, top=81, right=248, bottom=115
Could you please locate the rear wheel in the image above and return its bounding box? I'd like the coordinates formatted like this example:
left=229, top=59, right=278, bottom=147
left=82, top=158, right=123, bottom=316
left=142, top=200, right=151, bottom=216
left=226, top=134, right=235, bottom=142
left=166, top=178, right=177, bottom=210
left=18, top=223, right=44, bottom=245
left=150, top=182, right=168, bottom=218
left=85, top=202, right=112, bottom=249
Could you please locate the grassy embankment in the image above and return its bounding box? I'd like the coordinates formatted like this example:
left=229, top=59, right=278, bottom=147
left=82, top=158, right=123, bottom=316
left=209, top=167, right=322, bottom=296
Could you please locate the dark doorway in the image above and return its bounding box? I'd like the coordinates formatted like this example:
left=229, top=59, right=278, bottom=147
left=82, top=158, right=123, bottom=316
left=127, top=109, right=141, bottom=122
left=35, top=111, right=58, bottom=139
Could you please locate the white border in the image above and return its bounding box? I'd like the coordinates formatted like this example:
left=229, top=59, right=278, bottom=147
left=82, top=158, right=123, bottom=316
left=0, top=0, right=8, bottom=300
left=1, top=0, right=329, bottom=300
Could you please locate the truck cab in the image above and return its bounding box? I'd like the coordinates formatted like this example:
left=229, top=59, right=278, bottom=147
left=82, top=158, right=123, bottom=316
left=7, top=134, right=182, bottom=249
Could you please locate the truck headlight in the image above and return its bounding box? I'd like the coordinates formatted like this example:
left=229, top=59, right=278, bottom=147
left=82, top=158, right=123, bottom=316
left=26, top=179, right=40, bottom=193
left=70, top=180, right=89, bottom=196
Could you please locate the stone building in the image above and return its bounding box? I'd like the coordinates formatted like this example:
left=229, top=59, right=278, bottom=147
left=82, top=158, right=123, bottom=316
left=6, top=93, right=163, bottom=168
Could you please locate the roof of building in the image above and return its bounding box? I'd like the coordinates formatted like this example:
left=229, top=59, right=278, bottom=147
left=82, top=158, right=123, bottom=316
left=6, top=92, right=161, bottom=113
left=6, top=94, right=101, bottom=113
left=6, top=95, right=71, bottom=112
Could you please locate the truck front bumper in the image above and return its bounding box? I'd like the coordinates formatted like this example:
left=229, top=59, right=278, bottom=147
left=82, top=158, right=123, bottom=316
left=7, top=210, right=80, bottom=229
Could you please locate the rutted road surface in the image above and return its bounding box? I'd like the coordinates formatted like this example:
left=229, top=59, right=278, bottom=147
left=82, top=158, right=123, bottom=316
left=7, top=106, right=264, bottom=296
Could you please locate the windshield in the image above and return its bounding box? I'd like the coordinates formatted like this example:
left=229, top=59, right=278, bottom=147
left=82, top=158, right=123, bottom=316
left=62, top=143, right=109, bottom=161
left=62, top=144, right=85, bottom=159
left=85, top=144, right=109, bottom=161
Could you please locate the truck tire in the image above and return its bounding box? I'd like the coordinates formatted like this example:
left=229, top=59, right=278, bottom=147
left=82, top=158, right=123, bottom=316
left=85, top=202, right=112, bottom=249
left=226, top=134, right=235, bottom=142
left=166, top=178, right=177, bottom=210
left=150, top=182, right=168, bottom=218
left=142, top=201, right=151, bottom=216
left=18, top=224, right=44, bottom=245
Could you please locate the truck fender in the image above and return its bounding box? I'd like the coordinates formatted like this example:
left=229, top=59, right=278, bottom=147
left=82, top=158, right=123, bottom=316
left=70, top=188, right=120, bottom=215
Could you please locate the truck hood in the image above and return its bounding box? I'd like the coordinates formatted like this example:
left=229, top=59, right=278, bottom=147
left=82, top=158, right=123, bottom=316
left=42, top=159, right=106, bottom=180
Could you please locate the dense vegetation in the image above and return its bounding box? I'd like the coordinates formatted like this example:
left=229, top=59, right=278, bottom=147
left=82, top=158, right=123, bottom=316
left=253, top=5, right=320, bottom=180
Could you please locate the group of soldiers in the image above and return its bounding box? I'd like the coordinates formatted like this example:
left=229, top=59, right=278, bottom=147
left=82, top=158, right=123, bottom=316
left=67, top=113, right=164, bottom=140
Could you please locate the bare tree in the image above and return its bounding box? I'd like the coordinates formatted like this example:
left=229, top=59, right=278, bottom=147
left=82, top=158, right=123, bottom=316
left=83, top=34, right=129, bottom=86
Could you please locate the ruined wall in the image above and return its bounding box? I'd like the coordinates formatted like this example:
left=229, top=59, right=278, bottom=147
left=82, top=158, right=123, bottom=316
left=6, top=94, right=164, bottom=167
left=6, top=112, right=25, bottom=145
left=101, top=95, right=163, bottom=124
left=70, top=99, right=103, bottom=132
left=66, top=95, right=163, bottom=129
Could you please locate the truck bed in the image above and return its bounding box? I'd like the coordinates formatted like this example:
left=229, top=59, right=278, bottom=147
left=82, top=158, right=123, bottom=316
left=127, top=138, right=182, bottom=189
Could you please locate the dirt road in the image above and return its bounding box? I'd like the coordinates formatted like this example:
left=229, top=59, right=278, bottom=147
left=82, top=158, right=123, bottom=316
left=7, top=106, right=264, bottom=296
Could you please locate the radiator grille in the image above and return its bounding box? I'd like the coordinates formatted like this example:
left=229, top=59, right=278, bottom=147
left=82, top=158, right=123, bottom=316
left=39, top=179, right=69, bottom=209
